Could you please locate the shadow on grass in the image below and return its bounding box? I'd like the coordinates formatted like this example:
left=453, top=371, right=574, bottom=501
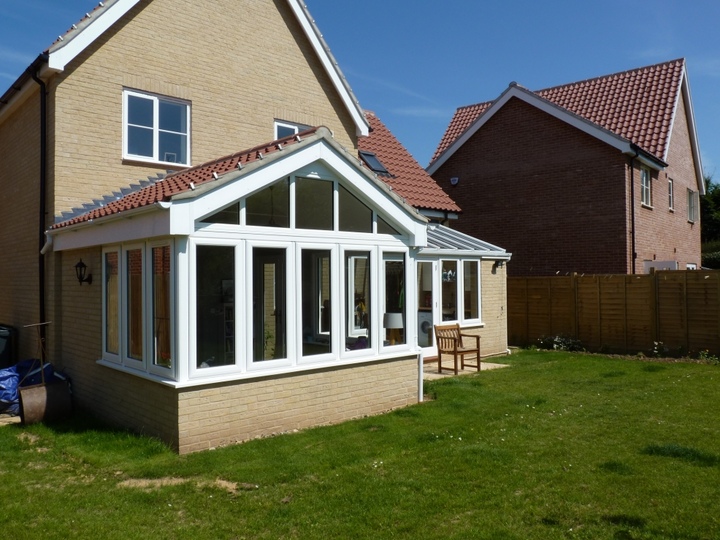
left=642, top=443, right=719, bottom=467
left=599, top=460, right=634, bottom=475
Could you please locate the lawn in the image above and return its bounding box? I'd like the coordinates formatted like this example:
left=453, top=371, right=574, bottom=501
left=0, top=350, right=718, bottom=539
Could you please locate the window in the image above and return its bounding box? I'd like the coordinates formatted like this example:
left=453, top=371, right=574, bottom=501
left=253, top=248, right=287, bottom=362
left=247, top=179, right=290, bottom=227
left=668, top=178, right=674, bottom=210
left=463, top=261, right=480, bottom=320
left=104, top=251, right=120, bottom=357
left=124, top=90, right=190, bottom=165
left=688, top=189, right=698, bottom=222
left=640, top=167, right=652, bottom=206
left=359, top=150, right=390, bottom=176
left=126, top=248, right=144, bottom=362
left=346, top=252, right=371, bottom=350
left=296, top=178, right=333, bottom=230
left=152, top=246, right=172, bottom=369
left=383, top=256, right=405, bottom=346
left=339, top=185, right=372, bottom=233
left=301, top=250, right=332, bottom=357
left=275, top=120, right=309, bottom=140
left=441, top=260, right=458, bottom=321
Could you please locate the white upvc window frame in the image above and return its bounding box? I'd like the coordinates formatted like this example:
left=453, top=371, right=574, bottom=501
left=687, top=188, right=698, bottom=223
left=668, top=178, right=674, bottom=211
left=274, top=120, right=310, bottom=140
left=640, top=167, right=652, bottom=207
left=461, top=259, right=482, bottom=324
left=123, top=89, right=191, bottom=166
left=102, top=247, right=121, bottom=365
left=380, top=250, right=410, bottom=351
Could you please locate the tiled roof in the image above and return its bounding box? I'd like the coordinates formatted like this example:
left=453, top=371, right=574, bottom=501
left=431, top=58, right=685, bottom=164
left=52, top=127, right=320, bottom=230
left=359, top=112, right=461, bottom=213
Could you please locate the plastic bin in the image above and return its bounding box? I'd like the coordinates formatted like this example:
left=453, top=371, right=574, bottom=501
left=0, top=325, right=17, bottom=368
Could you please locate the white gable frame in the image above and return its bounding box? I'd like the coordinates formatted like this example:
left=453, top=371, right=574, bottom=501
left=669, top=69, right=706, bottom=195
left=427, top=83, right=667, bottom=176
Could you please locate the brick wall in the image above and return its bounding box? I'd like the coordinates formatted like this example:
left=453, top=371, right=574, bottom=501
left=432, top=96, right=701, bottom=276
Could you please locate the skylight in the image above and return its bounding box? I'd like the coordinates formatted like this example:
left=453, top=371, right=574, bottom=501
left=359, top=150, right=389, bottom=175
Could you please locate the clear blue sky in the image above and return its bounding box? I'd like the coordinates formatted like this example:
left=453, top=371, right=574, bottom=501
left=2, top=0, right=719, bottom=175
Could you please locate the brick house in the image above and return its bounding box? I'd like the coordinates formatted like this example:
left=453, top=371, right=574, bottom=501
left=428, top=59, right=704, bottom=276
left=0, top=0, right=509, bottom=452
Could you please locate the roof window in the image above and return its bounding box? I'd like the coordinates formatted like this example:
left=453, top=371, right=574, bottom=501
left=359, top=150, right=389, bottom=175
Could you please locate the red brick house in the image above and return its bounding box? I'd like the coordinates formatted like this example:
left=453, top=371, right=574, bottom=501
left=428, top=59, right=704, bottom=276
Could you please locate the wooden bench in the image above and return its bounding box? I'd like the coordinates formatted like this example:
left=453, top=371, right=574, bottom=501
left=434, top=323, right=481, bottom=375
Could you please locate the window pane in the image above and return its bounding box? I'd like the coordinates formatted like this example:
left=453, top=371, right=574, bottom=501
left=339, top=184, right=372, bottom=233
left=127, top=125, right=154, bottom=157
left=302, top=250, right=331, bottom=356
left=127, top=249, right=144, bottom=361
left=247, top=179, right=289, bottom=227
left=384, top=258, right=405, bottom=345
left=346, top=252, right=371, bottom=350
left=127, top=95, right=153, bottom=127
left=152, top=246, right=172, bottom=368
left=463, top=261, right=479, bottom=319
left=377, top=216, right=399, bottom=235
left=417, top=261, right=433, bottom=348
left=296, top=178, right=333, bottom=230
left=105, top=252, right=119, bottom=355
left=201, top=202, right=240, bottom=225
left=159, top=131, right=187, bottom=163
left=276, top=124, right=297, bottom=139
left=253, top=248, right=286, bottom=361
left=441, top=260, right=457, bottom=321
left=159, top=100, right=187, bottom=133
left=196, top=245, right=235, bottom=368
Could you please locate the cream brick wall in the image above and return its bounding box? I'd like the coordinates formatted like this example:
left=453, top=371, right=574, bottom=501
left=459, top=260, right=509, bottom=358
left=49, top=0, right=359, bottom=217
left=177, top=356, right=419, bottom=454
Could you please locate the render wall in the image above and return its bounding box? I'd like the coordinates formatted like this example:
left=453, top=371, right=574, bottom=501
left=48, top=0, right=358, bottom=217
left=433, top=98, right=628, bottom=276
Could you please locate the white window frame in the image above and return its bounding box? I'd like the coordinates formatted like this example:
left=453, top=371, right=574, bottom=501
left=640, top=167, right=652, bottom=207
left=461, top=259, right=482, bottom=324
left=123, top=89, right=191, bottom=166
left=102, top=247, right=121, bottom=365
left=380, top=251, right=409, bottom=351
left=668, top=178, right=674, bottom=211
left=274, top=120, right=310, bottom=140
left=687, top=188, right=698, bottom=223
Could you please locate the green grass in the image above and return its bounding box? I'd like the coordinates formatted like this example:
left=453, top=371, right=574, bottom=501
left=1, top=350, right=719, bottom=539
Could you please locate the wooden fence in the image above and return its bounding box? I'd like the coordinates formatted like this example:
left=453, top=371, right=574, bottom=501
left=508, top=270, right=720, bottom=355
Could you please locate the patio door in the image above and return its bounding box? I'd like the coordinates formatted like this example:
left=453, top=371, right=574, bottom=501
left=252, top=248, right=286, bottom=361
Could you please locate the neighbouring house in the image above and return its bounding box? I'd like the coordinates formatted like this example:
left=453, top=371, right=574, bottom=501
left=428, top=59, right=704, bottom=276
left=0, top=0, right=509, bottom=452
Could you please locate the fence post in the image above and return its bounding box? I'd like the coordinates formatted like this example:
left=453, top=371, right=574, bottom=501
left=650, top=268, right=658, bottom=348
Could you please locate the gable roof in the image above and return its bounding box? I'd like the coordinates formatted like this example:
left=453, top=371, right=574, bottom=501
left=428, top=59, right=704, bottom=190
left=0, top=0, right=369, bottom=136
left=359, top=112, right=461, bottom=215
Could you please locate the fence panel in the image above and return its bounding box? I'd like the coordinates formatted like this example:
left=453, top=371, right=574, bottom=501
left=508, top=270, right=720, bottom=355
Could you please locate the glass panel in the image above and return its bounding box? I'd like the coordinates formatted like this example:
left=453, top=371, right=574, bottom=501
left=127, top=95, right=153, bottom=127
left=253, top=248, right=286, bottom=361
left=126, top=248, right=144, bottom=361
left=463, top=260, right=479, bottom=320
left=339, top=184, right=372, bottom=233
left=441, top=260, right=457, bottom=321
left=417, top=261, right=433, bottom=348
left=246, top=179, right=289, bottom=227
left=196, top=245, right=235, bottom=368
left=377, top=216, right=400, bottom=235
left=159, top=100, right=187, bottom=133
left=104, top=252, right=119, bottom=355
left=383, top=258, right=405, bottom=345
left=152, top=246, right=172, bottom=368
left=127, top=125, right=153, bottom=157
left=276, top=124, right=296, bottom=139
left=201, top=202, right=240, bottom=225
left=302, top=250, right=331, bottom=356
left=296, top=178, right=333, bottom=230
left=346, top=251, right=371, bottom=350
left=159, top=131, right=187, bottom=164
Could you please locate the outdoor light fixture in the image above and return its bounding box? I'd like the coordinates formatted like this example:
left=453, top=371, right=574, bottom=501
left=74, top=259, right=92, bottom=285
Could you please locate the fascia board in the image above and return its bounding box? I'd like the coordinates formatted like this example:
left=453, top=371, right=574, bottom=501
left=48, top=0, right=144, bottom=71
left=51, top=205, right=170, bottom=251
left=678, top=69, right=706, bottom=195
left=428, top=85, right=639, bottom=175
left=286, top=0, right=369, bottom=137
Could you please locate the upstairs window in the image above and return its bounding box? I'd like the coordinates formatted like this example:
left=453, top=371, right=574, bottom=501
left=687, top=189, right=698, bottom=223
left=668, top=178, right=674, bottom=210
left=640, top=167, right=652, bottom=207
left=275, top=120, right=310, bottom=140
left=124, top=89, right=190, bottom=166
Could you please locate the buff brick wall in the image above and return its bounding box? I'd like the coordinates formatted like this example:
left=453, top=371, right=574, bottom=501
left=178, top=356, right=418, bottom=454
left=48, top=0, right=358, bottom=217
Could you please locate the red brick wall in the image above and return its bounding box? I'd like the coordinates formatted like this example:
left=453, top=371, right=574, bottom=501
left=432, top=96, right=702, bottom=275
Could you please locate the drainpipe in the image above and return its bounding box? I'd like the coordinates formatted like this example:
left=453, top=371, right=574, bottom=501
left=31, top=71, right=48, bottom=362
left=629, top=147, right=639, bottom=275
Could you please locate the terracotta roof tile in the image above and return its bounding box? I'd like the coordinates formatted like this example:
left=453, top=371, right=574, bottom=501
left=359, top=112, right=461, bottom=213
left=431, top=58, right=685, bottom=163
left=52, top=127, right=319, bottom=229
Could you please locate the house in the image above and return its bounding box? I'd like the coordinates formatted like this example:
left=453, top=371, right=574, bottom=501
left=428, top=59, right=704, bottom=276
left=0, top=0, right=509, bottom=452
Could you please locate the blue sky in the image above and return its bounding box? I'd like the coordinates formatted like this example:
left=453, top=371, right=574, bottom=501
left=2, top=0, right=720, bottom=175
